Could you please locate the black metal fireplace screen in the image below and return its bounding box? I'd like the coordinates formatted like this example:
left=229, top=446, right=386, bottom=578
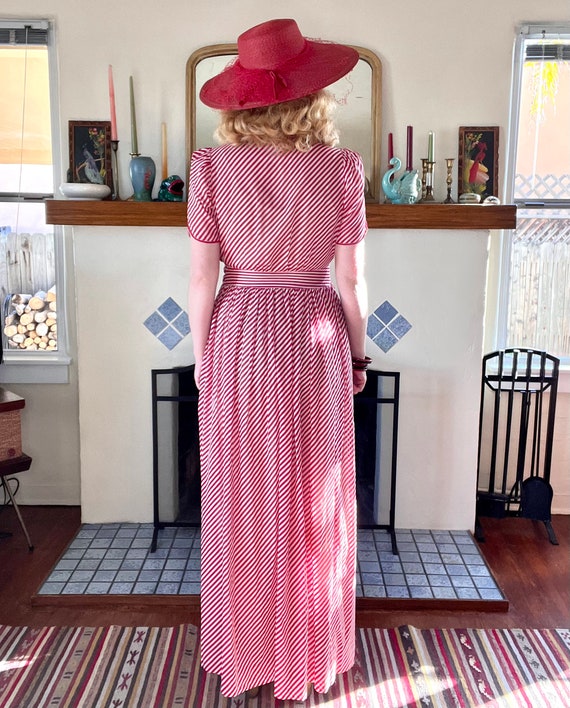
left=151, top=366, right=400, bottom=553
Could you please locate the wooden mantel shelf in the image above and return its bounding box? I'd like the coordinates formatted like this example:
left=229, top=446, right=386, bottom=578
left=45, top=199, right=517, bottom=230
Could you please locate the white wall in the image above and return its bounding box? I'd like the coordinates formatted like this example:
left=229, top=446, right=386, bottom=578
left=2, top=0, right=568, bottom=525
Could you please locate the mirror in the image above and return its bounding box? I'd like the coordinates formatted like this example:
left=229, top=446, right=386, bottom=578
left=186, top=44, right=382, bottom=201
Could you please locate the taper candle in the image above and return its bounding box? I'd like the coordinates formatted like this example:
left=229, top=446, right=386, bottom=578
left=388, top=132, right=394, bottom=163
left=428, top=131, right=435, bottom=162
left=161, top=123, right=168, bottom=180
left=108, top=65, right=118, bottom=141
left=129, top=76, right=139, bottom=155
left=406, top=125, right=413, bottom=171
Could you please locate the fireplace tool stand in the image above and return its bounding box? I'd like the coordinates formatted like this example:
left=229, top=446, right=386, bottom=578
left=475, top=349, right=560, bottom=545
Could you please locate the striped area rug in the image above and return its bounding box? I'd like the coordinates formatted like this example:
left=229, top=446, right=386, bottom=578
left=0, top=625, right=568, bottom=707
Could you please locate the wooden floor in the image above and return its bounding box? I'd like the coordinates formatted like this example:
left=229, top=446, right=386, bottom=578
left=0, top=506, right=568, bottom=629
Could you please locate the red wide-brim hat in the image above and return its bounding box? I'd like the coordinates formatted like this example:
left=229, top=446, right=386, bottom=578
left=200, top=19, right=359, bottom=110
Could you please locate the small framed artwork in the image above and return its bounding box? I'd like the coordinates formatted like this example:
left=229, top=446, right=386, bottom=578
left=68, top=121, right=113, bottom=187
left=458, top=126, right=499, bottom=199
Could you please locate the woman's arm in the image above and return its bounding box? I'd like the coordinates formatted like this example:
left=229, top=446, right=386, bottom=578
left=335, top=239, right=368, bottom=394
left=188, top=238, right=221, bottom=388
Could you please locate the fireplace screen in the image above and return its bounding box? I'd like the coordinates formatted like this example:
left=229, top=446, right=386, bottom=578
left=151, top=365, right=400, bottom=553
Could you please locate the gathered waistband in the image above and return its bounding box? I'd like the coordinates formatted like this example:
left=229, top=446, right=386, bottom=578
left=223, top=269, right=331, bottom=288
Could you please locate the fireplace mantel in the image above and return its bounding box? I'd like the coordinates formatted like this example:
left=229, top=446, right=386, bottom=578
left=45, top=200, right=517, bottom=230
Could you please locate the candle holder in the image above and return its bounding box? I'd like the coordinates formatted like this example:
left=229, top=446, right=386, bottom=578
left=421, top=159, right=429, bottom=201
left=129, top=154, right=156, bottom=201
left=444, top=158, right=455, bottom=203
left=423, top=160, right=436, bottom=202
left=111, top=140, right=120, bottom=200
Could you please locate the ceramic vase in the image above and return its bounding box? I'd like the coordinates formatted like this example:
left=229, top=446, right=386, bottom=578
left=129, top=156, right=156, bottom=201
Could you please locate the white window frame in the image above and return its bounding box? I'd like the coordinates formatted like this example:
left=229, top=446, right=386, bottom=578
left=493, top=22, right=570, bottom=389
left=0, top=19, right=70, bottom=384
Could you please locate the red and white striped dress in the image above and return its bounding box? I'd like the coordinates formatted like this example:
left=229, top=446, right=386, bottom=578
left=187, top=142, right=367, bottom=701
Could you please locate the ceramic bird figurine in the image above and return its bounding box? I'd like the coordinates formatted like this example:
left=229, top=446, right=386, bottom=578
left=382, top=157, right=421, bottom=204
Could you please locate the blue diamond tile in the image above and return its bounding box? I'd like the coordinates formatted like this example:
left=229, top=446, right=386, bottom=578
left=144, top=311, right=168, bottom=336
left=172, top=311, right=190, bottom=336
left=158, top=326, right=183, bottom=350
left=374, top=328, right=399, bottom=352
left=389, top=314, right=412, bottom=338
left=366, top=314, right=384, bottom=339
left=158, top=297, right=183, bottom=320
left=374, top=300, right=398, bottom=325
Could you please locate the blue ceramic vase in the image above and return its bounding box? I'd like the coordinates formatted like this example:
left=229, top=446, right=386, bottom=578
left=129, top=156, right=156, bottom=201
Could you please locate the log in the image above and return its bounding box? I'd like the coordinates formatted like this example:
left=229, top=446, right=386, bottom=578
left=19, top=312, right=34, bottom=326
left=25, top=323, right=36, bottom=332
left=35, top=322, right=49, bottom=337
left=12, top=334, right=25, bottom=344
left=46, top=285, right=56, bottom=303
left=48, top=301, right=56, bottom=312
left=34, top=310, right=48, bottom=323
left=3, top=324, right=18, bottom=338
left=23, top=337, right=35, bottom=348
left=17, top=324, right=27, bottom=334
left=28, top=296, right=47, bottom=310
left=45, top=317, right=56, bottom=327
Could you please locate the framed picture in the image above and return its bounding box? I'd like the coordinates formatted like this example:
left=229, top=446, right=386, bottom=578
left=68, top=121, right=113, bottom=188
left=458, top=126, right=499, bottom=199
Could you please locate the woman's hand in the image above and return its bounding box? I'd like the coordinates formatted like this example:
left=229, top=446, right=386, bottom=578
left=194, top=361, right=202, bottom=390
left=353, top=369, right=366, bottom=394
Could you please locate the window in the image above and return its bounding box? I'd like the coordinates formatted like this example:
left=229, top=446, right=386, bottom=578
left=498, top=24, right=570, bottom=365
left=0, top=19, right=69, bottom=383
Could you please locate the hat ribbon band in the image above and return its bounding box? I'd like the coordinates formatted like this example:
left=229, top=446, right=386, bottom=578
left=269, top=70, right=288, bottom=100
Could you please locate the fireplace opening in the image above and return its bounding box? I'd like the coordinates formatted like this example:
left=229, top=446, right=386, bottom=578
left=152, top=366, right=399, bottom=551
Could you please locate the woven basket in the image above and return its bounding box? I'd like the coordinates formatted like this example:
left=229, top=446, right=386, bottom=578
left=0, top=410, right=22, bottom=460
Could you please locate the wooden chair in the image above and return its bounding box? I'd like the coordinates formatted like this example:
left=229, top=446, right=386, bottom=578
left=0, top=388, right=34, bottom=550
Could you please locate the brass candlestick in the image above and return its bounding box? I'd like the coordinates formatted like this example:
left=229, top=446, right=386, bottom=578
left=421, top=159, right=428, bottom=201
left=111, top=140, right=120, bottom=200
left=424, top=160, right=436, bottom=202
left=444, top=157, right=455, bottom=203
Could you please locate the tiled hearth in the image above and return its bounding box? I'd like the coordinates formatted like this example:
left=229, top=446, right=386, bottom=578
left=36, top=523, right=504, bottom=603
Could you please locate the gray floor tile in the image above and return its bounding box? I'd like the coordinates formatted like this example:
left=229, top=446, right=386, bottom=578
left=384, top=573, right=406, bottom=586
left=410, top=586, right=433, bottom=598
left=70, top=570, right=95, bottom=582
left=161, top=570, right=184, bottom=582
left=427, top=575, right=452, bottom=587
left=479, top=588, right=504, bottom=600
left=133, top=582, right=157, bottom=594
left=76, top=559, right=101, bottom=571
left=361, top=572, right=383, bottom=585
left=432, top=586, right=458, bottom=599
left=456, top=587, right=480, bottom=599
left=85, top=582, right=112, bottom=594
left=115, top=570, right=139, bottom=582
left=38, top=582, right=66, bottom=594
left=386, top=586, right=410, bottom=598
left=180, top=582, right=201, bottom=594
left=156, top=582, right=181, bottom=594
left=406, top=574, right=429, bottom=587
left=62, top=582, right=88, bottom=594
left=109, top=582, right=134, bottom=594
left=363, top=584, right=387, bottom=598
left=359, top=561, right=381, bottom=573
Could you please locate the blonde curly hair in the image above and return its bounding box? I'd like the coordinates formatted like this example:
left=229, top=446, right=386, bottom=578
left=214, top=90, right=338, bottom=152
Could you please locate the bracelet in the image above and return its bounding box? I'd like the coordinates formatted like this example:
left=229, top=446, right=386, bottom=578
left=352, top=355, right=372, bottom=371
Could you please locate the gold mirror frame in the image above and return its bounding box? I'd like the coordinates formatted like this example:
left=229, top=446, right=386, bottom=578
left=186, top=44, right=382, bottom=201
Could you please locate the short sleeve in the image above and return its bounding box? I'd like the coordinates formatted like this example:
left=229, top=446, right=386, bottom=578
left=187, top=148, right=220, bottom=243
left=335, top=149, right=368, bottom=245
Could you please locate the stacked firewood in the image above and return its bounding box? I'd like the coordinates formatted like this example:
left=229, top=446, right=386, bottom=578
left=3, top=286, right=58, bottom=351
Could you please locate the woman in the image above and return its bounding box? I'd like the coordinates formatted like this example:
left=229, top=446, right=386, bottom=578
left=187, top=18, right=370, bottom=702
